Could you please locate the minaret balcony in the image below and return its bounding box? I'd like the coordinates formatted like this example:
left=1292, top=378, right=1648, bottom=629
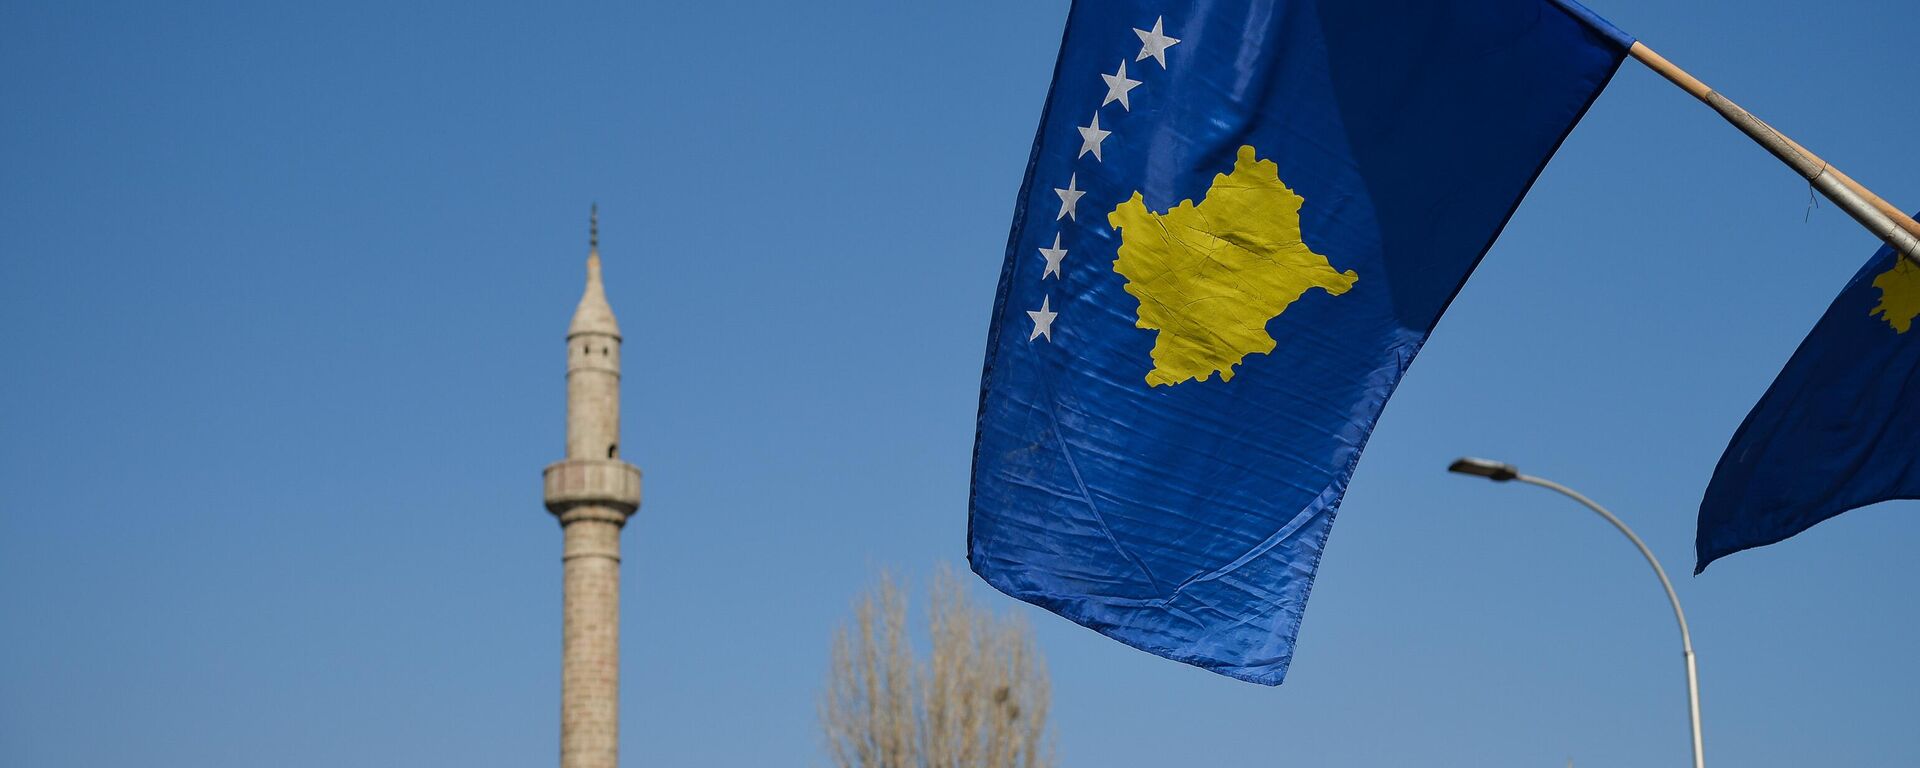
left=543, top=459, right=642, bottom=516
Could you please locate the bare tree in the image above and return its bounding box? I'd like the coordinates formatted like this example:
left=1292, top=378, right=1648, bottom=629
left=822, top=565, right=1054, bottom=768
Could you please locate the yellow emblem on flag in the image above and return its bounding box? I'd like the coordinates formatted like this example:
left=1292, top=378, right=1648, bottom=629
left=1109, top=145, right=1358, bottom=386
left=1870, top=258, right=1920, bottom=333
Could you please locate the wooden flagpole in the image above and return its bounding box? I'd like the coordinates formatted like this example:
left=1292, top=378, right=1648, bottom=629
left=1628, top=42, right=1920, bottom=261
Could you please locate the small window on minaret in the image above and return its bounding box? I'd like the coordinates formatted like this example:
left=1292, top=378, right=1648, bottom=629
left=601, top=346, right=609, bottom=356
left=607, top=443, right=618, bottom=458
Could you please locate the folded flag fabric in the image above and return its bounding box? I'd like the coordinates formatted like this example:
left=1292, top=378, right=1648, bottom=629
left=967, top=0, right=1633, bottom=684
left=1698, top=228, right=1920, bottom=573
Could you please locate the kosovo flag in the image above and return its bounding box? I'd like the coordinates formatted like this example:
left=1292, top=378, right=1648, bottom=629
left=969, top=0, right=1633, bottom=684
left=1698, top=230, right=1920, bottom=573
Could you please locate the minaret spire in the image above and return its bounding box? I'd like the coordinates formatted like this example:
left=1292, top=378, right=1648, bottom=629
left=569, top=205, right=619, bottom=339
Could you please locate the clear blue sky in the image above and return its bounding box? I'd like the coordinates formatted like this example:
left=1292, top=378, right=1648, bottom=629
left=3, top=1, right=1917, bottom=765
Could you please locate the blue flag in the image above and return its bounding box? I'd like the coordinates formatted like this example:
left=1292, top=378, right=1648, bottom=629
left=969, top=0, right=1632, bottom=684
left=1698, top=230, right=1920, bottom=573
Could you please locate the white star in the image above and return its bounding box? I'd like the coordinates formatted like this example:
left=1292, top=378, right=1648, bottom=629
left=1101, top=60, right=1143, bottom=110
left=1077, top=113, right=1111, bottom=161
left=1027, top=296, right=1058, bottom=342
left=1134, top=17, right=1180, bottom=68
left=1038, top=233, right=1067, bottom=279
left=1054, top=173, right=1084, bottom=221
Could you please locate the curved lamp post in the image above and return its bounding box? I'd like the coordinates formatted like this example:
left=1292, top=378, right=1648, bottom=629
left=1448, top=457, right=1704, bottom=768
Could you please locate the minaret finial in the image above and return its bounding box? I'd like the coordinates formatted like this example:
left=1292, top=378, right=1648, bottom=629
left=572, top=202, right=617, bottom=337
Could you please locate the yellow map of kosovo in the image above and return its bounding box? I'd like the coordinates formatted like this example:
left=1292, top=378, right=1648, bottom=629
left=1109, top=145, right=1358, bottom=387
left=1870, top=257, right=1920, bottom=333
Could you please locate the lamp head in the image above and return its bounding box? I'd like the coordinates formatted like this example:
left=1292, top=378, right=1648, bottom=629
left=1448, top=457, right=1519, bottom=482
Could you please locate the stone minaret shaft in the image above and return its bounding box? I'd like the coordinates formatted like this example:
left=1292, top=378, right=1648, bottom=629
left=543, top=206, right=641, bottom=768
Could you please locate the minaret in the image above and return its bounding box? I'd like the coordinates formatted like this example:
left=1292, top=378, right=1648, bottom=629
left=543, top=204, right=642, bottom=768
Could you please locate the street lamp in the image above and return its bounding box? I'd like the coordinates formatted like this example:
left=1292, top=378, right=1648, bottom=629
left=1448, top=457, right=1705, bottom=768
